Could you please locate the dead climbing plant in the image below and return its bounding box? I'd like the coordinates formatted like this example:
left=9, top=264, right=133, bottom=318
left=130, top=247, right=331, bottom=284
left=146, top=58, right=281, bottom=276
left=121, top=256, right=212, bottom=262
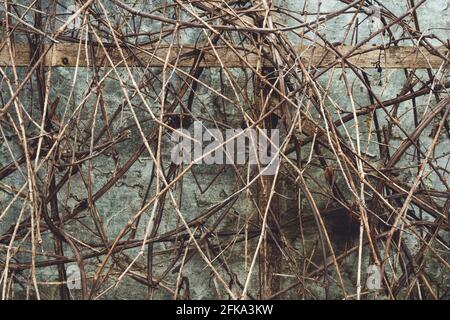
left=0, top=0, right=449, bottom=300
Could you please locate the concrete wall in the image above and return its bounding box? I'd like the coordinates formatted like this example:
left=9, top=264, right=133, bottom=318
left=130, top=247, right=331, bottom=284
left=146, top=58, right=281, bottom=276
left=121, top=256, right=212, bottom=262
left=0, top=0, right=449, bottom=299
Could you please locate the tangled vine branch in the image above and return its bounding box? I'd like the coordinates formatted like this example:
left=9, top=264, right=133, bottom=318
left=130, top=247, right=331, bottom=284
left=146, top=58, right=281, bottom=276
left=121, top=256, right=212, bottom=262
left=0, top=0, right=449, bottom=300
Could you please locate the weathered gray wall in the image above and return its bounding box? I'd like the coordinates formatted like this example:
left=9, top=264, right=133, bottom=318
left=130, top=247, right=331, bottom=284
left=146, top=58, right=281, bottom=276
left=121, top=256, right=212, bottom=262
left=0, top=0, right=449, bottom=300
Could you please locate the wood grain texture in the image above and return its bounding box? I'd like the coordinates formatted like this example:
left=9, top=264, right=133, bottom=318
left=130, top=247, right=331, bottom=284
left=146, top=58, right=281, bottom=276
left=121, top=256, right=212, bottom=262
left=1, top=42, right=449, bottom=69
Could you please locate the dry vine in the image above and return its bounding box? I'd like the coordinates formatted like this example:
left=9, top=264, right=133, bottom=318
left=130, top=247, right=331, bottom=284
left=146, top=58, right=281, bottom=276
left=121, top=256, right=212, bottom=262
left=0, top=0, right=449, bottom=300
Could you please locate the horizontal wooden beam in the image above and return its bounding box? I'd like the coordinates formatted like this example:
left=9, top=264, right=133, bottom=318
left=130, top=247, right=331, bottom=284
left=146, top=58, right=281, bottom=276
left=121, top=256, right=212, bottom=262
left=0, top=42, right=449, bottom=69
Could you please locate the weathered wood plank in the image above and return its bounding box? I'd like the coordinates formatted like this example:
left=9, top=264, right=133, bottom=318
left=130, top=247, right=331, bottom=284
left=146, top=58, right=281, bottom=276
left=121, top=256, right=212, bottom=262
left=0, top=42, right=448, bottom=69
